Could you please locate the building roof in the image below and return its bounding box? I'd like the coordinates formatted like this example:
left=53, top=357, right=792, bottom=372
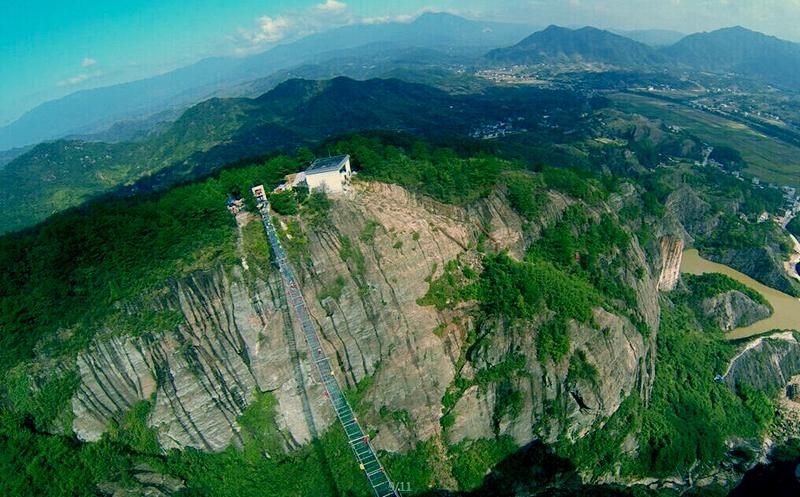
left=306, top=154, right=349, bottom=175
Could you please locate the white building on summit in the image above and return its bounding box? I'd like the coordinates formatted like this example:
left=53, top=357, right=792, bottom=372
left=303, top=155, right=352, bottom=193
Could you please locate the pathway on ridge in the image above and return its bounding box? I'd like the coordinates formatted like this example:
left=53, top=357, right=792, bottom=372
left=256, top=193, right=401, bottom=497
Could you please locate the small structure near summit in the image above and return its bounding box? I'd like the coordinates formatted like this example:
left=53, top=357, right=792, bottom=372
left=302, top=155, right=352, bottom=193
left=274, top=155, right=353, bottom=194
left=305, top=154, right=352, bottom=193
left=251, top=185, right=266, bottom=200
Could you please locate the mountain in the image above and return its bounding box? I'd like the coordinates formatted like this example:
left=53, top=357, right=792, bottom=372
left=0, top=115, right=794, bottom=496
left=0, top=76, right=588, bottom=233
left=0, top=13, right=533, bottom=151
left=618, top=29, right=685, bottom=47
left=663, top=26, right=800, bottom=89
left=486, top=25, right=662, bottom=66
left=227, top=44, right=487, bottom=100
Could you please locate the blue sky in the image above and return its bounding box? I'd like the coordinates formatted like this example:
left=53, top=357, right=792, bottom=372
left=2, top=0, right=800, bottom=127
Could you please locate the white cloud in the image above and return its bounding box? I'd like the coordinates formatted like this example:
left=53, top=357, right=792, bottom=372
left=234, top=1, right=355, bottom=51
left=232, top=4, right=462, bottom=54
left=57, top=74, right=89, bottom=87
left=313, top=0, right=347, bottom=13
left=81, top=57, right=97, bottom=68
left=239, top=15, right=292, bottom=44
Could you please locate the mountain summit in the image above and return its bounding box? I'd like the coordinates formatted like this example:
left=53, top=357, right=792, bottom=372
left=486, top=25, right=661, bottom=66
left=663, top=26, right=800, bottom=88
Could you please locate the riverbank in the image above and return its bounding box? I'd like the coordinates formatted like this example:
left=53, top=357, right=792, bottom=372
left=681, top=249, right=800, bottom=340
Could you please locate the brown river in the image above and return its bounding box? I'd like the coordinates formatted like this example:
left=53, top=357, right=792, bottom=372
left=680, top=249, right=800, bottom=340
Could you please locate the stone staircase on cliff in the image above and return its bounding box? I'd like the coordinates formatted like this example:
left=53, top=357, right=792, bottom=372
left=255, top=192, right=401, bottom=497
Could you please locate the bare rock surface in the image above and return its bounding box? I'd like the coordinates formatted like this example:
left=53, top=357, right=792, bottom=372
left=69, top=181, right=663, bottom=462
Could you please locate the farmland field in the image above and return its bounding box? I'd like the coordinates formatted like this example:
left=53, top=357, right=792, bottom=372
left=611, top=92, right=800, bottom=188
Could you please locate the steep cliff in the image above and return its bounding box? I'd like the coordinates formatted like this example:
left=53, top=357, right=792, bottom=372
left=700, top=290, right=773, bottom=332
left=67, top=181, right=663, bottom=468
left=724, top=332, right=800, bottom=394
left=657, top=237, right=684, bottom=292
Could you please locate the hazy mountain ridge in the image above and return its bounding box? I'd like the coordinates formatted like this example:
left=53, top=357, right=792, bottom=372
left=0, top=76, right=588, bottom=233
left=664, top=26, right=800, bottom=88
left=0, top=13, right=533, bottom=151
left=487, top=24, right=800, bottom=90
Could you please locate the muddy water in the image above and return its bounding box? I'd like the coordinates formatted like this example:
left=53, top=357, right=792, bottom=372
left=680, top=249, right=800, bottom=340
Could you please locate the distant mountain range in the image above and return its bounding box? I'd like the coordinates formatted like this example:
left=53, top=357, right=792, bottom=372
left=486, top=24, right=800, bottom=92
left=0, top=77, right=586, bottom=233
left=0, top=13, right=533, bottom=151
left=486, top=25, right=663, bottom=66
left=4, top=13, right=800, bottom=153
left=663, top=26, right=800, bottom=89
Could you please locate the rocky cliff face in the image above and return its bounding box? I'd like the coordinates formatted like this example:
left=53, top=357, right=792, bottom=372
left=68, top=181, right=666, bottom=470
left=700, top=290, right=772, bottom=332
left=657, top=237, right=684, bottom=292
left=724, top=332, right=800, bottom=394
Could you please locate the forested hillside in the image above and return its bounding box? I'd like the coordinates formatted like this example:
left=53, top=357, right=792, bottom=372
left=0, top=77, right=595, bottom=234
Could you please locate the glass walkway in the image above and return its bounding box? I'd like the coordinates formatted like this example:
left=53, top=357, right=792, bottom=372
left=256, top=194, right=401, bottom=497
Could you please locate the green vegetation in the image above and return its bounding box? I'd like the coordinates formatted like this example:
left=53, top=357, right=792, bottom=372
left=566, top=349, right=598, bottom=385
left=241, top=220, right=272, bottom=274
left=338, top=235, right=367, bottom=276
left=612, top=92, right=800, bottom=188
left=0, top=155, right=300, bottom=372
left=541, top=166, right=607, bottom=202
left=479, top=252, right=600, bottom=325
left=788, top=216, right=800, bottom=239
left=559, top=301, right=774, bottom=478
left=5, top=368, right=79, bottom=433
left=237, top=391, right=285, bottom=459
left=474, top=354, right=527, bottom=390
left=417, top=259, right=479, bottom=311
left=302, top=191, right=332, bottom=227
left=682, top=273, right=772, bottom=309
left=269, top=190, right=298, bottom=215
left=360, top=220, right=381, bottom=245
left=382, top=438, right=446, bottom=492
left=709, top=145, right=746, bottom=171
left=504, top=171, right=547, bottom=219
left=636, top=305, right=770, bottom=475
left=161, top=423, right=372, bottom=497
left=449, top=436, right=517, bottom=491
left=107, top=400, right=161, bottom=456
left=319, top=275, right=347, bottom=302
left=332, top=135, right=516, bottom=205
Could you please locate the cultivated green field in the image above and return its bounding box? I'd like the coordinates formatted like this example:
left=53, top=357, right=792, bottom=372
left=611, top=92, right=800, bottom=188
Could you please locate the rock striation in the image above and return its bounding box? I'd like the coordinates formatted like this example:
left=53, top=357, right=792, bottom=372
left=68, top=181, right=664, bottom=463
left=699, top=290, right=772, bottom=332
left=657, top=236, right=684, bottom=291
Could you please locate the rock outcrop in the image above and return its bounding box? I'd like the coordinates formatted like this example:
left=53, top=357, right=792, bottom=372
left=724, top=332, right=800, bottom=393
left=710, top=246, right=800, bottom=298
left=700, top=290, right=772, bottom=332
left=657, top=237, right=684, bottom=291
left=68, top=181, right=664, bottom=467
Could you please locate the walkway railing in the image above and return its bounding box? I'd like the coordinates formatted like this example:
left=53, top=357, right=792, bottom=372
left=256, top=196, right=400, bottom=497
